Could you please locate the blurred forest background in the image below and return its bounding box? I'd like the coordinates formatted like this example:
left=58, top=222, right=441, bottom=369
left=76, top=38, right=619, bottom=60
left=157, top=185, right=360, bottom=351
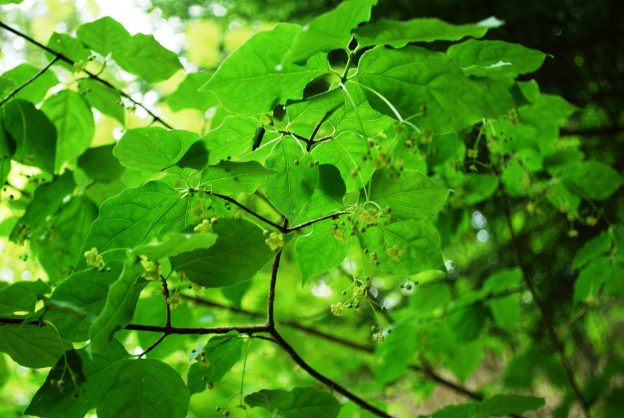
left=0, top=0, right=622, bottom=417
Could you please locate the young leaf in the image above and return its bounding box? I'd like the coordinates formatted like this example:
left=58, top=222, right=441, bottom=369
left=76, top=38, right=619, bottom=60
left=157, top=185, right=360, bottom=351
left=132, top=232, right=218, bottom=261
left=296, top=220, right=348, bottom=283
left=113, top=127, right=199, bottom=172
left=76, top=16, right=131, bottom=55
left=1, top=99, right=57, bottom=173
left=447, top=40, right=546, bottom=78
left=355, top=16, right=503, bottom=48
left=354, top=46, right=489, bottom=133
left=246, top=387, right=341, bottom=418
left=97, top=359, right=190, bottom=418
left=42, top=90, right=94, bottom=171
left=357, top=220, right=444, bottom=275
left=78, top=78, right=125, bottom=124
left=171, top=218, right=273, bottom=287
left=187, top=333, right=243, bottom=394
left=200, top=161, right=274, bottom=194
left=284, top=0, right=377, bottom=64
left=369, top=168, right=449, bottom=219
left=263, top=137, right=318, bottom=219
left=201, top=24, right=329, bottom=115
left=113, top=34, right=182, bottom=82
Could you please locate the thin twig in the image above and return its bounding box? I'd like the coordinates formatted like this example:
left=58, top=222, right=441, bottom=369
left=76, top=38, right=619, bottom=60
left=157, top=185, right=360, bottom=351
left=499, top=188, right=592, bottom=417
left=286, top=211, right=348, bottom=233
left=138, top=279, right=173, bottom=357
left=0, top=20, right=173, bottom=128
left=209, top=191, right=287, bottom=232
left=267, top=250, right=283, bottom=328
left=0, top=56, right=59, bottom=107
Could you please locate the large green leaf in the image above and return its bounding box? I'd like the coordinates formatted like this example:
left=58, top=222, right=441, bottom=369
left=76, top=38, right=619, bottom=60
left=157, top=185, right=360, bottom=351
left=166, top=71, right=215, bottom=112
left=357, top=219, right=444, bottom=275
left=296, top=220, right=348, bottom=283
left=25, top=341, right=128, bottom=418
left=132, top=232, right=217, bottom=261
left=263, top=137, right=318, bottom=219
left=355, top=16, right=503, bottom=48
left=201, top=24, right=329, bottom=115
left=200, top=161, right=274, bottom=194
left=187, top=333, right=243, bottom=394
left=0, top=63, right=58, bottom=104
left=330, top=84, right=395, bottom=136
left=1, top=99, right=57, bottom=173
left=354, top=46, right=489, bottom=133
left=113, top=34, right=182, bottom=82
left=171, top=218, right=273, bottom=287
left=97, top=359, right=189, bottom=418
left=78, top=181, right=194, bottom=264
left=0, top=324, right=71, bottom=368
left=9, top=171, right=75, bottom=243
left=0, top=280, right=49, bottom=316
left=447, top=40, right=546, bottom=78
left=42, top=90, right=94, bottom=171
left=198, top=116, right=258, bottom=164
left=430, top=394, right=544, bottom=417
left=562, top=161, right=622, bottom=201
left=284, top=0, right=377, bottom=63
left=369, top=168, right=449, bottom=219
left=89, top=258, right=145, bottom=353
left=113, top=127, right=198, bottom=172
left=246, top=387, right=341, bottom=418
left=76, top=16, right=131, bottom=55
left=78, top=144, right=125, bottom=183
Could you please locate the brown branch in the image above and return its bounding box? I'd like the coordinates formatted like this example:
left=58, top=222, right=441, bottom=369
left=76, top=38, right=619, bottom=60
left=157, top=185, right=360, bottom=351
left=0, top=56, right=59, bottom=107
left=139, top=278, right=173, bottom=357
left=267, top=250, right=283, bottom=328
left=209, top=191, right=287, bottom=232
left=269, top=328, right=393, bottom=418
left=286, top=211, right=347, bottom=233
left=0, top=20, right=173, bottom=129
left=499, top=189, right=592, bottom=418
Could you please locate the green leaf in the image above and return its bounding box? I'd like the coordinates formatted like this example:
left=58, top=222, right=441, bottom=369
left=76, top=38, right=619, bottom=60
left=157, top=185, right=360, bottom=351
left=461, top=174, right=499, bottom=205
left=284, top=0, right=377, bottom=63
left=78, top=144, right=125, bottom=183
left=114, top=127, right=198, bottom=172
left=478, top=394, right=545, bottom=416
left=246, top=387, right=341, bottom=418
left=573, top=231, right=612, bottom=269
left=447, top=40, right=546, bottom=78
left=89, top=258, right=145, bottom=353
left=357, top=220, right=444, bottom=275
left=25, top=341, right=128, bottom=418
left=47, top=33, right=90, bottom=64
left=31, top=196, right=98, bottom=283
left=166, top=71, right=215, bottom=112
left=330, top=84, right=395, bottom=136
left=263, top=137, right=318, bottom=219
left=296, top=220, right=348, bottom=282
left=78, top=181, right=194, bottom=264
left=171, top=218, right=273, bottom=287
left=354, top=46, right=489, bottom=133
left=1, top=99, right=57, bottom=173
left=0, top=279, right=49, bottom=316
left=312, top=132, right=373, bottom=192
left=375, top=317, right=417, bottom=384
left=573, top=256, right=613, bottom=302
left=369, top=168, right=449, bottom=219
left=0, top=63, right=58, bottom=104
left=113, top=34, right=182, bottom=82
left=76, top=16, right=131, bottom=55
left=9, top=171, right=75, bottom=243
left=198, top=116, right=258, bottom=164
left=45, top=261, right=124, bottom=341
left=562, top=161, right=622, bottom=201
left=0, top=122, right=13, bottom=186
left=187, top=333, right=243, bottom=394
left=201, top=24, right=329, bottom=115
left=97, top=359, right=189, bottom=418
left=133, top=232, right=218, bottom=260
left=0, top=324, right=71, bottom=368
left=78, top=79, right=125, bottom=124
left=355, top=16, right=502, bottom=48
left=42, top=90, right=94, bottom=170
left=200, top=161, right=274, bottom=194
